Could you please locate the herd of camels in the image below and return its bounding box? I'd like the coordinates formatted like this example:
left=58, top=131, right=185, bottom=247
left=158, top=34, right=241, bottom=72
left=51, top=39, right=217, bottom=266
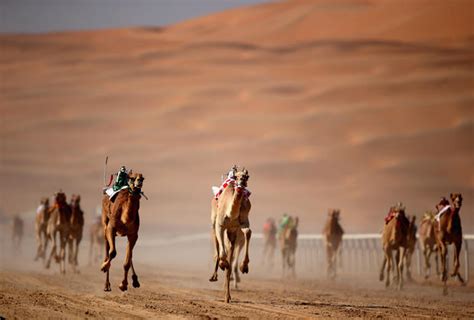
left=13, top=165, right=466, bottom=302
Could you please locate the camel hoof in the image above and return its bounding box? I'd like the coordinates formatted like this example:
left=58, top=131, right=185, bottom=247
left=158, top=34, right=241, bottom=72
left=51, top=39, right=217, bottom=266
left=219, top=259, right=229, bottom=270
left=240, top=264, right=249, bottom=274
left=119, top=283, right=128, bottom=292
left=132, top=275, right=140, bottom=288
left=54, top=256, right=61, bottom=263
left=104, top=284, right=111, bottom=292
left=443, top=287, right=448, bottom=296
left=209, top=274, right=218, bottom=282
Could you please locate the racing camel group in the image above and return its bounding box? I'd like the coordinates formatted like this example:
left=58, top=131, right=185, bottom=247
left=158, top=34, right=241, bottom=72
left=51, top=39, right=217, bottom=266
left=21, top=163, right=466, bottom=302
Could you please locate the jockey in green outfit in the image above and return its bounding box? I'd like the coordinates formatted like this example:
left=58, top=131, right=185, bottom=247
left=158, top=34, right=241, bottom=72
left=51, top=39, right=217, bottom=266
left=113, top=166, right=129, bottom=191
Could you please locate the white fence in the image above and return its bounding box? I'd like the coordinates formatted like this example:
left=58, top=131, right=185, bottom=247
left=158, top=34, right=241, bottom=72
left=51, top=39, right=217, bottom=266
left=143, top=233, right=473, bottom=282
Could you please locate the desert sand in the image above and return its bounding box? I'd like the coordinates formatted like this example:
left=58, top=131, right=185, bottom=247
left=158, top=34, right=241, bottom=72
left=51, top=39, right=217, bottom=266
left=0, top=0, right=473, bottom=233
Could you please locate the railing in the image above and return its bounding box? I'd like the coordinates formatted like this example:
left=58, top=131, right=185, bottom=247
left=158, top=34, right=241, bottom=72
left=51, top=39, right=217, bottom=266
left=142, top=233, right=473, bottom=282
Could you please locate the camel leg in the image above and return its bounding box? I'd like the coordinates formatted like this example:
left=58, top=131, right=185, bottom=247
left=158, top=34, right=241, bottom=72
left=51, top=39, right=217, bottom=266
left=60, top=231, right=68, bottom=274
left=233, top=244, right=242, bottom=289
left=423, top=245, right=431, bottom=279
left=379, top=255, right=386, bottom=282
left=46, top=231, right=57, bottom=269
left=130, top=261, right=140, bottom=288
left=216, top=224, right=229, bottom=270
left=397, top=247, right=405, bottom=290
left=385, top=249, right=392, bottom=288
left=434, top=249, right=440, bottom=276
left=103, top=230, right=111, bottom=291
left=75, top=237, right=81, bottom=269
left=326, top=244, right=332, bottom=279
left=42, top=231, right=49, bottom=262
left=281, top=248, right=286, bottom=278
left=224, top=233, right=236, bottom=303
left=119, top=234, right=138, bottom=291
left=209, top=228, right=219, bottom=282
left=438, top=242, right=448, bottom=295
left=35, top=227, right=42, bottom=261
left=405, top=249, right=413, bottom=282
left=101, top=224, right=116, bottom=272
left=451, top=240, right=465, bottom=284
left=239, top=227, right=251, bottom=274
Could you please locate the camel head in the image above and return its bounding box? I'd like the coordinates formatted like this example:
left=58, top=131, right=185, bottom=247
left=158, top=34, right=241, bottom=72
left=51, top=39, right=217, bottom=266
left=70, top=194, right=81, bottom=208
left=328, top=209, right=341, bottom=222
left=450, top=193, right=463, bottom=209
left=54, top=191, right=67, bottom=206
left=129, top=173, right=145, bottom=191
left=40, top=197, right=49, bottom=206
left=235, top=168, right=249, bottom=188
left=436, top=197, right=450, bottom=211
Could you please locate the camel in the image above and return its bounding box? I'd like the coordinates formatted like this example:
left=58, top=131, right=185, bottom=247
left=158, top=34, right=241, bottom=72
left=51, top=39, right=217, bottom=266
left=279, top=216, right=298, bottom=278
left=101, top=172, right=144, bottom=292
left=262, top=218, right=277, bottom=268
left=404, top=216, right=417, bottom=282
left=209, top=168, right=251, bottom=303
left=12, top=215, right=24, bottom=250
left=35, top=197, right=50, bottom=263
left=434, top=194, right=464, bottom=294
left=379, top=205, right=409, bottom=290
left=68, top=194, right=84, bottom=273
left=323, top=209, right=344, bottom=279
left=418, top=210, right=440, bottom=279
left=89, top=216, right=104, bottom=265
left=45, top=191, right=72, bottom=274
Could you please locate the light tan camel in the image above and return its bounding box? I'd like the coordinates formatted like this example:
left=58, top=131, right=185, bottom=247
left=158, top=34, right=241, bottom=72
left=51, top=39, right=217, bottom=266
left=209, top=168, right=251, bottom=303
left=262, top=218, right=277, bottom=268
left=279, top=216, right=298, bottom=278
left=323, top=209, right=344, bottom=279
left=89, top=217, right=104, bottom=265
left=45, top=191, right=72, bottom=274
left=101, top=172, right=144, bottom=292
left=68, top=194, right=84, bottom=273
left=404, top=216, right=417, bottom=282
left=435, top=194, right=464, bottom=295
left=379, top=206, right=409, bottom=290
left=35, top=197, right=50, bottom=263
left=12, top=215, right=24, bottom=250
left=418, top=210, right=439, bottom=279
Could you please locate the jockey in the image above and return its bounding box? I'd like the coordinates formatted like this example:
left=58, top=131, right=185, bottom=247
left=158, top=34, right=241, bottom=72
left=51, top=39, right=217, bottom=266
left=278, top=213, right=292, bottom=234
left=212, top=165, right=238, bottom=199
left=113, top=166, right=129, bottom=191
left=105, top=166, right=130, bottom=198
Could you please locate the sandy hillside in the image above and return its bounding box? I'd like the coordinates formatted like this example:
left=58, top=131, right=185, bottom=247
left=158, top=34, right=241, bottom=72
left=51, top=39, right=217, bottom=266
left=0, top=0, right=473, bottom=234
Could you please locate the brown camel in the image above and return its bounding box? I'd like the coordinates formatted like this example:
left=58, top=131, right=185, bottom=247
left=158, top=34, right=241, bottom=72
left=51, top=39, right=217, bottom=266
left=262, top=218, right=277, bottom=268
left=101, top=172, right=144, bottom=292
left=379, top=205, right=409, bottom=290
left=209, top=168, right=251, bottom=303
left=45, top=191, right=72, bottom=274
left=418, top=210, right=439, bottom=279
left=89, top=216, right=104, bottom=265
left=12, top=215, right=24, bottom=250
left=323, top=209, right=344, bottom=279
left=404, top=216, right=417, bottom=282
left=279, top=216, right=298, bottom=278
left=435, top=194, right=464, bottom=295
left=68, top=194, right=84, bottom=273
left=35, top=197, right=50, bottom=263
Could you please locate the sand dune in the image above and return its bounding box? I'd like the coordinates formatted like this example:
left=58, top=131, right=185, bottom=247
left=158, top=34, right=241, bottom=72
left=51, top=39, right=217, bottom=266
left=0, top=0, right=473, bottom=234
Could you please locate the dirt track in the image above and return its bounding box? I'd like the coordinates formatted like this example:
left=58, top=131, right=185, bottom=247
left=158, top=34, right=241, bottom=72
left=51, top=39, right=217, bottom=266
left=1, top=262, right=473, bottom=319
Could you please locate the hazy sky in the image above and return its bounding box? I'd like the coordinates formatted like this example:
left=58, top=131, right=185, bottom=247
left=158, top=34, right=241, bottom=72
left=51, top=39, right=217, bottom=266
left=0, top=0, right=270, bottom=34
